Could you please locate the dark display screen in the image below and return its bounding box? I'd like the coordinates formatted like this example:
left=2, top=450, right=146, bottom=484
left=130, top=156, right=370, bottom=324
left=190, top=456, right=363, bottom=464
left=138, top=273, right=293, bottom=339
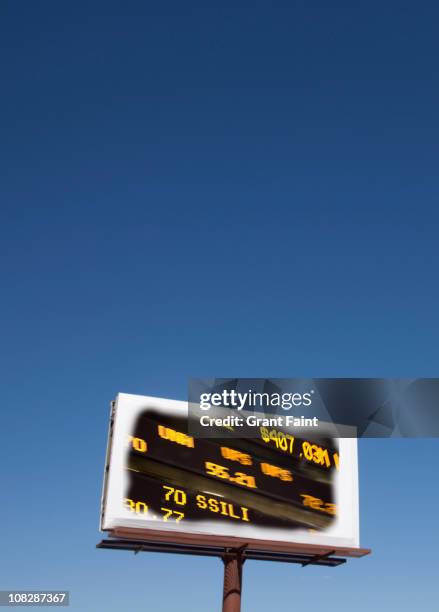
left=124, top=410, right=338, bottom=531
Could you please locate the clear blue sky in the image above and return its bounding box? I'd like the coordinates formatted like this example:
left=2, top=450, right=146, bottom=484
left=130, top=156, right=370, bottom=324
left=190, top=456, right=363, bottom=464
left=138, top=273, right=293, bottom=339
left=1, top=1, right=438, bottom=610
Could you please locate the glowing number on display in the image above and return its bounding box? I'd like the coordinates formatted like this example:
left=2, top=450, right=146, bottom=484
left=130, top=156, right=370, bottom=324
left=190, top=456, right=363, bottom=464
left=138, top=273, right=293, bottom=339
left=161, top=507, right=184, bottom=522
left=124, top=498, right=148, bottom=514
left=163, top=485, right=187, bottom=506
left=205, top=461, right=230, bottom=479
left=301, top=442, right=337, bottom=468
left=278, top=431, right=288, bottom=451
left=128, top=436, right=148, bottom=453
left=260, top=427, right=294, bottom=453
left=301, top=494, right=337, bottom=516
left=124, top=498, right=135, bottom=512
left=205, top=462, right=257, bottom=489
left=302, top=441, right=313, bottom=461
left=260, top=427, right=270, bottom=443
left=232, top=472, right=257, bottom=488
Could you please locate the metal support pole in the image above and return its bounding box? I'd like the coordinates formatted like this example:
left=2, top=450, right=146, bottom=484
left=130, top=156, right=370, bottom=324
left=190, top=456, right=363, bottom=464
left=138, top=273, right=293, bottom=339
left=222, top=550, right=245, bottom=612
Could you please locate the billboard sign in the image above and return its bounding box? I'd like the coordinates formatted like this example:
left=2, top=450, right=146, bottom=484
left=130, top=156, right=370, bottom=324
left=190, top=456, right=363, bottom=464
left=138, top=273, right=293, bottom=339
left=101, top=393, right=361, bottom=553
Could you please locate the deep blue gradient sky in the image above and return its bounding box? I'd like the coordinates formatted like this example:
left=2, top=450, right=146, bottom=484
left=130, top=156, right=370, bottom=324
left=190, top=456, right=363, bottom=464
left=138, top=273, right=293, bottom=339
left=1, top=2, right=438, bottom=610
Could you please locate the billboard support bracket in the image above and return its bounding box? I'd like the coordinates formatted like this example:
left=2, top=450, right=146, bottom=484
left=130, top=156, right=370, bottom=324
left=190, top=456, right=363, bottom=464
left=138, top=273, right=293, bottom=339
left=301, top=549, right=336, bottom=567
left=97, top=538, right=349, bottom=612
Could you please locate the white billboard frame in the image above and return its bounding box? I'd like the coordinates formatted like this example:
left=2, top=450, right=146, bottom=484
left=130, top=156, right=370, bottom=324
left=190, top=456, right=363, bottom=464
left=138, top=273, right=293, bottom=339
left=101, top=393, right=362, bottom=553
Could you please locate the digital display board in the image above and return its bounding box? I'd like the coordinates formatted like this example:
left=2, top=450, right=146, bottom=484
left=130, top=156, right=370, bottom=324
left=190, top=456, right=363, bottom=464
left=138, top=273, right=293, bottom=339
left=101, top=394, right=360, bottom=551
